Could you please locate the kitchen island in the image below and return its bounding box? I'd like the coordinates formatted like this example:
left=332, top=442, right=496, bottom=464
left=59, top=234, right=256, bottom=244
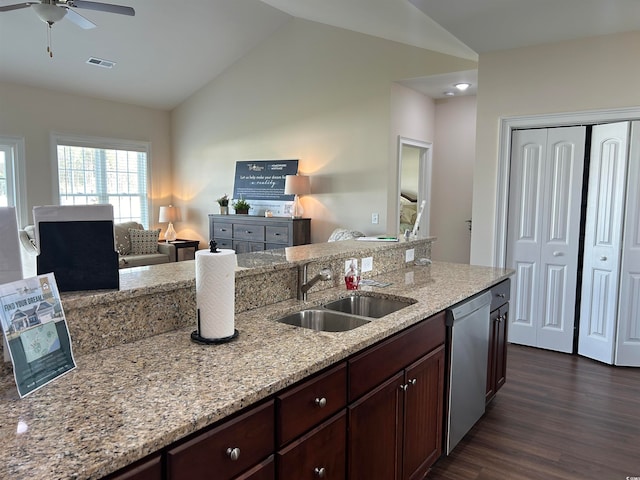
left=0, top=238, right=511, bottom=479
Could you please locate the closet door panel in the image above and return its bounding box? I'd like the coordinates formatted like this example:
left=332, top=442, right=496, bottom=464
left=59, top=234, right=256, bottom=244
left=579, top=122, right=630, bottom=364
left=507, top=130, right=546, bottom=347
left=616, top=121, right=640, bottom=366
left=538, top=129, right=585, bottom=353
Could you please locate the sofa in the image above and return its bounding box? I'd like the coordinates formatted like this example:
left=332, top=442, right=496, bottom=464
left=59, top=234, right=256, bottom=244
left=18, top=221, right=176, bottom=274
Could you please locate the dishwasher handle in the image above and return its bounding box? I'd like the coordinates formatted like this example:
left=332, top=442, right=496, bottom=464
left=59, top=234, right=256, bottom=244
left=446, top=291, right=492, bottom=326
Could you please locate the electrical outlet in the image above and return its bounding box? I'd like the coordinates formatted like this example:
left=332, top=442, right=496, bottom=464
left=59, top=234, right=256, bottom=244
left=345, top=259, right=357, bottom=272
left=361, top=257, right=373, bottom=273
left=371, top=213, right=379, bottom=224
left=405, top=248, right=415, bottom=263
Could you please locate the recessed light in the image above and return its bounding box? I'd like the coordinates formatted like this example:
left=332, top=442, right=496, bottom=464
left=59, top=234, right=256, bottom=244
left=454, top=83, right=471, bottom=91
left=444, top=91, right=455, bottom=96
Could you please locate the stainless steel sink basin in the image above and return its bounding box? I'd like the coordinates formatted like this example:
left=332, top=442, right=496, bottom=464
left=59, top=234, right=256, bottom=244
left=322, top=295, right=414, bottom=318
left=277, top=309, right=370, bottom=332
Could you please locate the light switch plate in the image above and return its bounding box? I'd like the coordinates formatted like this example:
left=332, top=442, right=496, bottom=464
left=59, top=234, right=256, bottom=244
left=361, top=257, right=373, bottom=273
left=405, top=248, right=415, bottom=263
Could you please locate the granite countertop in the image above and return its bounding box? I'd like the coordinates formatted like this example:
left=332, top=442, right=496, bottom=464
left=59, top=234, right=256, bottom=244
left=0, top=261, right=511, bottom=480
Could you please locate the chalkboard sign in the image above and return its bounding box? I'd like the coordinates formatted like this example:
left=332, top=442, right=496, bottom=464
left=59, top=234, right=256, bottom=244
left=232, top=160, right=299, bottom=201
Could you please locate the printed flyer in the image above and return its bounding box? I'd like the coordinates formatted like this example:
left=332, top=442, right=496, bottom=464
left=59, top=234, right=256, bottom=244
left=0, top=273, right=76, bottom=398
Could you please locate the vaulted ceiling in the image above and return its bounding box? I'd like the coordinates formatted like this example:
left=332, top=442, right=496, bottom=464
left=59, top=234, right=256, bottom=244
left=1, top=0, right=639, bottom=110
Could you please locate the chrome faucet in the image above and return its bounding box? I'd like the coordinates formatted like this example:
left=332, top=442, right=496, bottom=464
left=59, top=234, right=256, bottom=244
left=298, top=264, right=332, bottom=300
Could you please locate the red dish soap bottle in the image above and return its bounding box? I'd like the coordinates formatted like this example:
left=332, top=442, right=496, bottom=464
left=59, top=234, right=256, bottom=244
left=344, top=258, right=360, bottom=290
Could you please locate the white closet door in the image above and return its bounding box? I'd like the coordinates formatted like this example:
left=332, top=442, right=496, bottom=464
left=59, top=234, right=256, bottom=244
left=616, top=121, right=640, bottom=366
left=507, top=126, right=585, bottom=352
left=507, top=129, right=546, bottom=347
left=579, top=122, right=630, bottom=364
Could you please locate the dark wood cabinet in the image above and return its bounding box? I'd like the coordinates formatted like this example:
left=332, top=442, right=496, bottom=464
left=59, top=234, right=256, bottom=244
left=348, top=372, right=404, bottom=480
left=166, top=400, right=274, bottom=480
left=486, top=279, right=510, bottom=404
left=403, top=345, right=445, bottom=480
left=277, top=411, right=347, bottom=480
left=348, top=312, right=446, bottom=479
left=276, top=363, right=347, bottom=447
left=209, top=215, right=311, bottom=253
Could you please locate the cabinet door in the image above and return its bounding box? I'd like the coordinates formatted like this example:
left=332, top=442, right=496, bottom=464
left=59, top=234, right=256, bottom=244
left=278, top=411, right=346, bottom=480
left=486, top=308, right=500, bottom=403
left=494, top=304, right=508, bottom=393
left=403, top=345, right=445, bottom=480
left=348, top=372, right=404, bottom=480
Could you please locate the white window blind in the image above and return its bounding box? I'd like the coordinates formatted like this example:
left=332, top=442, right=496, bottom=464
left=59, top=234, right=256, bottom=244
left=55, top=136, right=150, bottom=227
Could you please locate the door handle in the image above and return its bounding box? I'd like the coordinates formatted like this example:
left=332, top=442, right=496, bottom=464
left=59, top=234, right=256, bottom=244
left=553, top=251, right=564, bottom=257
left=600, top=256, right=608, bottom=261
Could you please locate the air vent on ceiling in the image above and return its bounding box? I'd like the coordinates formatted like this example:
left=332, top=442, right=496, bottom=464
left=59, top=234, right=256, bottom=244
left=86, top=57, right=115, bottom=69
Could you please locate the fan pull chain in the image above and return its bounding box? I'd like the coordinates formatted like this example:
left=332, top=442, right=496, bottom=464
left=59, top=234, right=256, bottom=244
left=46, top=21, right=53, bottom=58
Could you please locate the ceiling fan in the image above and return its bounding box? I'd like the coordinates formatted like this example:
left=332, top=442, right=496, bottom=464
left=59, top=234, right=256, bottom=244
left=0, top=0, right=135, bottom=57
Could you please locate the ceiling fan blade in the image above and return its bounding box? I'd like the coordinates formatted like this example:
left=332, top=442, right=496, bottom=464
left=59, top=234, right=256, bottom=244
left=0, top=2, right=33, bottom=12
left=66, top=0, right=134, bottom=16
left=64, top=7, right=96, bottom=29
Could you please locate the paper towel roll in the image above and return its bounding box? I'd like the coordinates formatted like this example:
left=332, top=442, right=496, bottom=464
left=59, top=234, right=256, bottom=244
left=195, top=248, right=236, bottom=339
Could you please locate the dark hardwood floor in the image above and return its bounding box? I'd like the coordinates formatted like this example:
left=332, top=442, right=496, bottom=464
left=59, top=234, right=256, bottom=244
left=430, top=344, right=640, bottom=480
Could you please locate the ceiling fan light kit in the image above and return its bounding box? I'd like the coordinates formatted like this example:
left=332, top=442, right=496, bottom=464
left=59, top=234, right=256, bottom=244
left=0, top=0, right=135, bottom=58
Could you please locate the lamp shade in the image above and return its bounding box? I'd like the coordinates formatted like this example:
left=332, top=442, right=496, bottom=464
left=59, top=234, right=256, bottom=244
left=284, top=175, right=310, bottom=196
left=159, top=205, right=181, bottom=223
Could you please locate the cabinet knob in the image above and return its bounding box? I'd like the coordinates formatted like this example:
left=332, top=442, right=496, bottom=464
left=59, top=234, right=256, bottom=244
left=497, top=293, right=506, bottom=298
left=553, top=251, right=564, bottom=257
left=226, top=447, right=241, bottom=461
left=400, top=384, right=408, bottom=391
left=314, top=467, right=327, bottom=478
left=600, top=256, right=608, bottom=261
left=314, top=397, right=327, bottom=408
left=409, top=378, right=417, bottom=386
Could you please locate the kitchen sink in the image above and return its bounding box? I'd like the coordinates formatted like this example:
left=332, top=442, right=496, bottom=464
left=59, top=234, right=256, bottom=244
left=322, top=294, right=414, bottom=319
left=276, top=309, right=370, bottom=332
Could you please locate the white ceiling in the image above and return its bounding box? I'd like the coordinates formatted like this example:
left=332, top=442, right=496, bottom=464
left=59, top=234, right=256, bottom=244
left=1, top=0, right=639, bottom=109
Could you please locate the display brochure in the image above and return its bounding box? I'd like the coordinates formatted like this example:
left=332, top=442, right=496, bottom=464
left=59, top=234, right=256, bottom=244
left=0, top=273, right=76, bottom=398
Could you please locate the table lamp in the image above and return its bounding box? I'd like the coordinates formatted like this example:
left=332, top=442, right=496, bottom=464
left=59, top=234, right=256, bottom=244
left=159, top=205, right=181, bottom=241
left=284, top=174, right=310, bottom=219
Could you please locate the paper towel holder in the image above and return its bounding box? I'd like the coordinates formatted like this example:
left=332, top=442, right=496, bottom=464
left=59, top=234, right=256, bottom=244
left=191, top=309, right=239, bottom=345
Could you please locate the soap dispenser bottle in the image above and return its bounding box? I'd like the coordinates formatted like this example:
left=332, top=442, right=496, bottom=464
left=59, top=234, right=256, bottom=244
left=344, top=258, right=360, bottom=290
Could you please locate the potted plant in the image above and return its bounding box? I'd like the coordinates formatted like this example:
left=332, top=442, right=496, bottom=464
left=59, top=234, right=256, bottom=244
left=217, top=194, right=229, bottom=215
left=232, top=197, right=251, bottom=215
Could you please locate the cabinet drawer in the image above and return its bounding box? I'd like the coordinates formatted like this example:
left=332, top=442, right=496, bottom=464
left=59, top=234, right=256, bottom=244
left=166, top=400, right=274, bottom=480
left=212, top=222, right=234, bottom=239
left=277, top=363, right=347, bottom=447
left=216, top=238, right=233, bottom=250
left=277, top=410, right=346, bottom=480
left=106, top=455, right=162, bottom=480
left=348, top=311, right=445, bottom=401
left=265, top=225, right=289, bottom=244
left=233, top=224, right=265, bottom=242
left=490, top=278, right=511, bottom=311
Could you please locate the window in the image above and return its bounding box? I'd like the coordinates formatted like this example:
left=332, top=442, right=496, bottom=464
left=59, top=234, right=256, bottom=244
left=55, top=135, right=151, bottom=227
left=0, top=136, right=26, bottom=224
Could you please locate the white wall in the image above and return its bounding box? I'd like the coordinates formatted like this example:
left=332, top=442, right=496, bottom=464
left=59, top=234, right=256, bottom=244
left=389, top=83, right=435, bottom=236
left=0, top=81, right=172, bottom=228
left=172, top=19, right=475, bottom=244
left=431, top=95, right=476, bottom=264
left=471, top=31, right=640, bottom=266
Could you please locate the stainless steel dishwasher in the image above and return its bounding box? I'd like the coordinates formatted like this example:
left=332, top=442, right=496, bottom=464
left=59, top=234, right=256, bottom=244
left=445, top=291, right=492, bottom=454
